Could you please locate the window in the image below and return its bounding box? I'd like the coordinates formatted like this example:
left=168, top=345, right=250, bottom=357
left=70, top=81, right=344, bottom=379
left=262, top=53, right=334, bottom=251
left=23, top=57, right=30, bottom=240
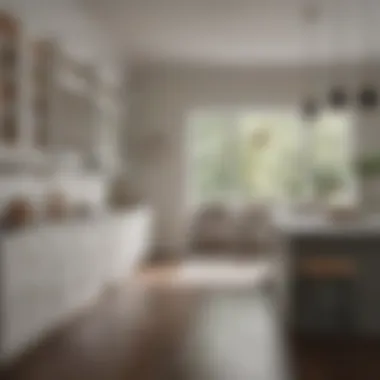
left=188, top=109, right=355, bottom=205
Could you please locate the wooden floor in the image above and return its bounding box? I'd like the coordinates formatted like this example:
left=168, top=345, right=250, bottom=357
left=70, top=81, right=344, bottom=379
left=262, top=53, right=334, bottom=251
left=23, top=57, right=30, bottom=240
left=3, top=260, right=380, bottom=380
left=293, top=335, right=380, bottom=380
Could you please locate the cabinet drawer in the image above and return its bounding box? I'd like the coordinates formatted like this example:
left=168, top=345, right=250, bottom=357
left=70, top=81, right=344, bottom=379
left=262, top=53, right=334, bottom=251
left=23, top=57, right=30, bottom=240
left=295, top=254, right=358, bottom=334
left=298, top=256, right=357, bottom=278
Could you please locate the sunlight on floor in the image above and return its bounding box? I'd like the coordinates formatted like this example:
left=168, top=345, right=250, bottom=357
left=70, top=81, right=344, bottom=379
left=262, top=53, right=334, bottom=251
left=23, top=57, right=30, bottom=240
left=179, top=259, right=273, bottom=287
left=139, top=257, right=275, bottom=289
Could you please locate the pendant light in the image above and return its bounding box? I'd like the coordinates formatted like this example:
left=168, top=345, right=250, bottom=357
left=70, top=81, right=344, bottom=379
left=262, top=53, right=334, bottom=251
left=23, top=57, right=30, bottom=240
left=301, top=1, right=320, bottom=120
left=359, top=87, right=378, bottom=108
left=302, top=98, right=318, bottom=119
left=329, top=87, right=348, bottom=108
left=357, top=0, right=378, bottom=110
left=328, top=0, right=349, bottom=109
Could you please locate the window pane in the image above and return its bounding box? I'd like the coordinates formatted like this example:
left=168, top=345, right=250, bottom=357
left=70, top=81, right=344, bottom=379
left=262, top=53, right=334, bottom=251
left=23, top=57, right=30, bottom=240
left=236, top=112, right=304, bottom=200
left=189, top=109, right=355, bottom=205
left=190, top=113, right=236, bottom=202
left=312, top=111, right=354, bottom=204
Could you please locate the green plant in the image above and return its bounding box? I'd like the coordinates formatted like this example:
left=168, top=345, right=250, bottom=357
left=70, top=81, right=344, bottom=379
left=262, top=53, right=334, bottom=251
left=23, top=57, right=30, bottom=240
left=313, top=167, right=346, bottom=200
left=356, top=153, right=380, bottom=178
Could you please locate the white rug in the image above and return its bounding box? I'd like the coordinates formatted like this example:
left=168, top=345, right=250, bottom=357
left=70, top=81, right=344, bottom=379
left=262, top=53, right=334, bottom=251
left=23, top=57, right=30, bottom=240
left=175, top=258, right=274, bottom=288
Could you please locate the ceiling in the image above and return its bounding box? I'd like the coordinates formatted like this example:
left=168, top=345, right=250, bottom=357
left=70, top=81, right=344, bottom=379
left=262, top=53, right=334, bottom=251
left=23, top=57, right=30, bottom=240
left=80, top=0, right=380, bottom=66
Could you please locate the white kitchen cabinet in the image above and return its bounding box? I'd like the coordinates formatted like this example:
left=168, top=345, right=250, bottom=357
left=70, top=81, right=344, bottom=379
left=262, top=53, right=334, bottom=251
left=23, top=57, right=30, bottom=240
left=1, top=207, right=152, bottom=362
left=0, top=9, right=122, bottom=171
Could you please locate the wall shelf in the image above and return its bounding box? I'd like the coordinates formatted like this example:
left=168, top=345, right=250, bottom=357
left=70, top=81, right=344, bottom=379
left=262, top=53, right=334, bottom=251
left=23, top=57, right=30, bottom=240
left=0, top=9, right=123, bottom=175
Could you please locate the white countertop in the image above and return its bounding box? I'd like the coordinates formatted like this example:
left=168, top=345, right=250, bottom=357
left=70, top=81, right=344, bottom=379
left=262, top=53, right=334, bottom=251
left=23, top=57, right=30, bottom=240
left=275, top=214, right=380, bottom=236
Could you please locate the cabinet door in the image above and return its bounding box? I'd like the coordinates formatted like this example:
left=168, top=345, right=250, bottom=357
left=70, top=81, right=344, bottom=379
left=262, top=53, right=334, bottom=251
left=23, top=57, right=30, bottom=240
left=0, top=11, right=21, bottom=146
left=296, top=276, right=356, bottom=334
left=357, top=252, right=380, bottom=336
left=293, top=245, right=358, bottom=335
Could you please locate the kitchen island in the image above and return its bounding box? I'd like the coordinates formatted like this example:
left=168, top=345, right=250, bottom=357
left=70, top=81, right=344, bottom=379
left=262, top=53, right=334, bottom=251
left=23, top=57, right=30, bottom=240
left=278, top=215, right=380, bottom=337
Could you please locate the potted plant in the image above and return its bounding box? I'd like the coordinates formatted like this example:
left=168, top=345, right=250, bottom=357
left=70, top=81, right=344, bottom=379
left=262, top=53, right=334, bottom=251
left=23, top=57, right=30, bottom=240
left=355, top=152, right=380, bottom=213
left=356, top=153, right=380, bottom=178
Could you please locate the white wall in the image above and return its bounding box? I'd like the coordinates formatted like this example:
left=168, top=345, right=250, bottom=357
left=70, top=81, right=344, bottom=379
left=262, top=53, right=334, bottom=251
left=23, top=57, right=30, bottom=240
left=0, top=0, right=110, bottom=63
left=125, top=63, right=380, bottom=253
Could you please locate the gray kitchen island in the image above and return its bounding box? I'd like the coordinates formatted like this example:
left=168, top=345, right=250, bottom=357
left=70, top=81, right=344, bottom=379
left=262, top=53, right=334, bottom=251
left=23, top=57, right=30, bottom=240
left=279, top=215, right=380, bottom=337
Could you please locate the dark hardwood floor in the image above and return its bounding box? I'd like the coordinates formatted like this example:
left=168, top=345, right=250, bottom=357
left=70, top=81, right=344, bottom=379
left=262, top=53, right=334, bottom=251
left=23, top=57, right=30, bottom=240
left=2, top=262, right=380, bottom=380
left=292, top=334, right=380, bottom=380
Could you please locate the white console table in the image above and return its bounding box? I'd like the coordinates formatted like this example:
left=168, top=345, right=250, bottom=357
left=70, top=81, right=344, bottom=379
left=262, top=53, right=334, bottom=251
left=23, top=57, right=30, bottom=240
left=1, top=207, right=152, bottom=361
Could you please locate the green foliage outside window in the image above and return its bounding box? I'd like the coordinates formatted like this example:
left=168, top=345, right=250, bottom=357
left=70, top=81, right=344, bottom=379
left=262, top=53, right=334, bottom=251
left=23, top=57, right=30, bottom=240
left=190, top=110, right=354, bottom=204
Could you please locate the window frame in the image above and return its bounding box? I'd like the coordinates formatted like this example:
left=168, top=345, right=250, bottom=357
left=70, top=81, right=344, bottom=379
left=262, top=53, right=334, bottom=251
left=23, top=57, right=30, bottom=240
left=186, top=107, right=358, bottom=207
